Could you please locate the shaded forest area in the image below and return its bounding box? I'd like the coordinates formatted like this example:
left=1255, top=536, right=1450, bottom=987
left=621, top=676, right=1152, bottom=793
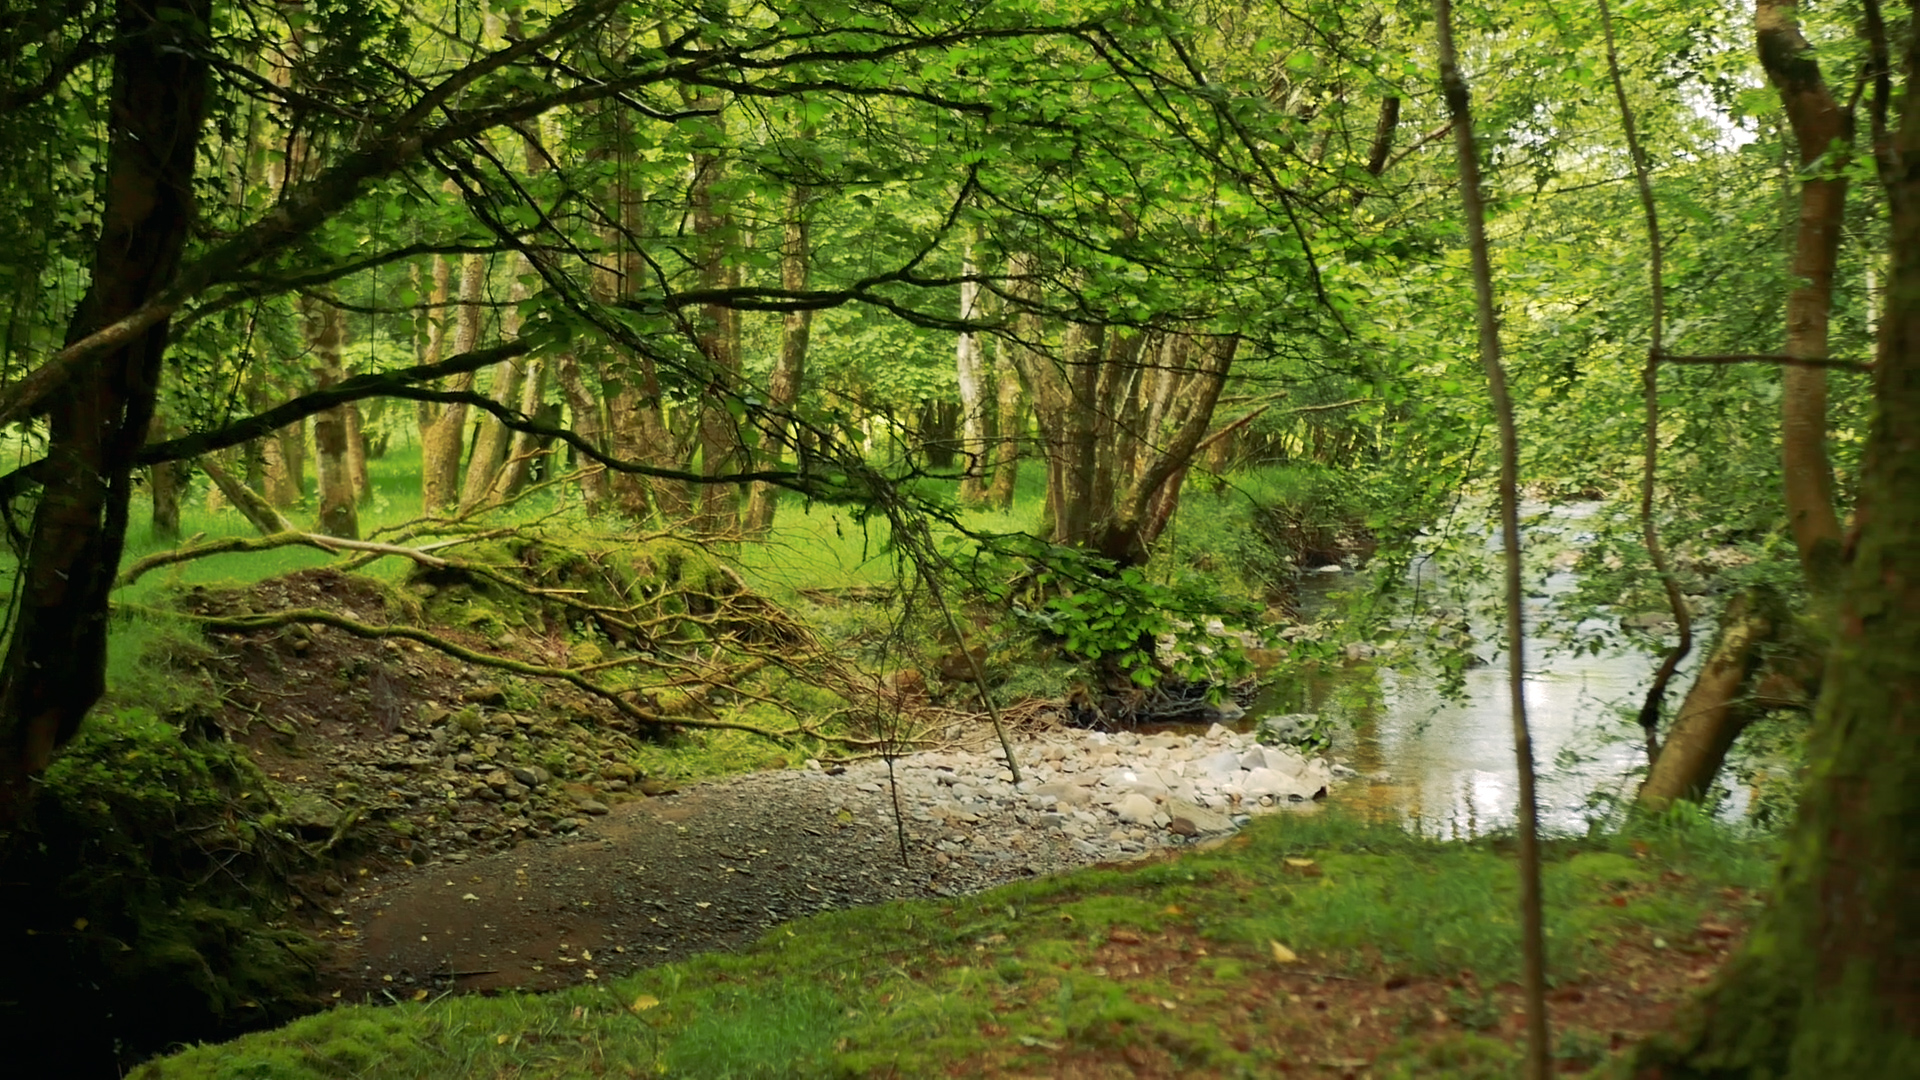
left=0, top=0, right=1916, bottom=1076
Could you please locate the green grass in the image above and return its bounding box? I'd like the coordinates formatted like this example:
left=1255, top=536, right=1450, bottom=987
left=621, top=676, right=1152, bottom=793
left=132, top=809, right=1774, bottom=1079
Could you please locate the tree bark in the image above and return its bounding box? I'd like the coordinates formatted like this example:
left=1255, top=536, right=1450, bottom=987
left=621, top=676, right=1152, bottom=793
left=0, top=0, right=210, bottom=819
left=956, top=238, right=988, bottom=504
left=421, top=252, right=485, bottom=512
left=1636, top=19, right=1920, bottom=1069
left=200, top=455, right=294, bottom=536
left=987, top=330, right=1024, bottom=509
left=1758, top=0, right=1849, bottom=596
left=305, top=296, right=358, bottom=538
left=744, top=183, right=813, bottom=538
left=1637, top=590, right=1778, bottom=810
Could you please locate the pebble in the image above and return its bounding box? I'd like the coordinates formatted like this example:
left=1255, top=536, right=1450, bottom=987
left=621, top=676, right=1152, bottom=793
left=794, top=725, right=1338, bottom=868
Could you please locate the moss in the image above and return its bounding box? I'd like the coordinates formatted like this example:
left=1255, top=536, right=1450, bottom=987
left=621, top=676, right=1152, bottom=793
left=0, top=707, right=329, bottom=1074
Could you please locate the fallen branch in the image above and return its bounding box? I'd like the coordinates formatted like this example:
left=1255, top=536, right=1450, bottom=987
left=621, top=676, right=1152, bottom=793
left=115, top=530, right=451, bottom=588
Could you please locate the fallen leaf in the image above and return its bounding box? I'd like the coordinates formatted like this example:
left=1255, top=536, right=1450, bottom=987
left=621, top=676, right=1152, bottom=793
left=1108, top=929, right=1142, bottom=945
left=496, top=1034, right=509, bottom=1045
left=412, top=989, right=428, bottom=1002
left=1284, top=858, right=1316, bottom=869
left=72, top=917, right=88, bottom=932
left=695, top=901, right=711, bottom=909
left=1157, top=998, right=1178, bottom=1011
left=1017, top=1035, right=1063, bottom=1050
left=630, top=994, right=661, bottom=1012
left=462, top=893, right=479, bottom=902
left=1270, top=940, right=1300, bottom=964
left=582, top=948, right=593, bottom=960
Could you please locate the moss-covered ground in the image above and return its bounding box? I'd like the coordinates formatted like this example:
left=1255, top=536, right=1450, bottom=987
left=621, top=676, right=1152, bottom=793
left=133, top=808, right=1772, bottom=1079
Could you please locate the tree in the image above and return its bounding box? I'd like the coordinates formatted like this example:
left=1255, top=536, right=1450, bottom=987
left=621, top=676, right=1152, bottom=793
left=1634, top=2, right=1919, bottom=1070
left=1, top=0, right=1395, bottom=818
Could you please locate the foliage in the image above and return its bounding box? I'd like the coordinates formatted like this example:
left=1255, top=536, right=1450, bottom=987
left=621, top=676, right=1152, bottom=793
left=976, top=537, right=1272, bottom=690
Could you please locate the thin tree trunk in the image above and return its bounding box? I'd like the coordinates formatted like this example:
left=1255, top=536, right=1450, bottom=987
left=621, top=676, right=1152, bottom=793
left=744, top=183, right=813, bottom=538
left=421, top=252, right=485, bottom=512
left=556, top=352, right=611, bottom=508
left=344, top=400, right=371, bottom=504
left=147, top=416, right=182, bottom=539
left=987, top=331, right=1024, bottom=509
left=1638, top=590, right=1778, bottom=809
left=1434, top=2, right=1550, bottom=1074
left=201, top=455, right=294, bottom=536
left=956, top=239, right=988, bottom=503
left=490, top=354, right=550, bottom=500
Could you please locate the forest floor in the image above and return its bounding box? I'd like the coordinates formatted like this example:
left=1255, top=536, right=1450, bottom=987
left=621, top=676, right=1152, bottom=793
left=99, top=532, right=1778, bottom=1078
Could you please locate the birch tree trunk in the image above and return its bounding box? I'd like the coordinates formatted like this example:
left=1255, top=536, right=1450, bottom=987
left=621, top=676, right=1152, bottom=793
left=987, top=331, right=1024, bottom=509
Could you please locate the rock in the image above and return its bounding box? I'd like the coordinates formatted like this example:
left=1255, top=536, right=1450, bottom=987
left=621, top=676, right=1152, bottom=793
left=1205, top=701, right=1247, bottom=723
left=484, top=768, right=512, bottom=791
left=510, top=765, right=551, bottom=788
left=603, top=762, right=637, bottom=782
left=463, top=684, right=509, bottom=707
left=638, top=778, right=680, bottom=797
left=1035, top=780, right=1093, bottom=807
left=1343, top=641, right=1377, bottom=661
left=1114, top=792, right=1159, bottom=824
left=1168, top=817, right=1200, bottom=837
left=575, top=799, right=610, bottom=815
left=1238, top=746, right=1268, bottom=772
left=1160, top=797, right=1234, bottom=835
left=277, top=790, right=343, bottom=835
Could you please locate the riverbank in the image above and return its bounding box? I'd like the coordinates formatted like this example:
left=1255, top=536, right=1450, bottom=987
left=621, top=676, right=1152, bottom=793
left=137, top=806, right=1773, bottom=1079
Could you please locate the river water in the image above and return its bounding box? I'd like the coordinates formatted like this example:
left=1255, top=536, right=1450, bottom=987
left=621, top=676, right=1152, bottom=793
left=1252, top=501, right=1700, bottom=838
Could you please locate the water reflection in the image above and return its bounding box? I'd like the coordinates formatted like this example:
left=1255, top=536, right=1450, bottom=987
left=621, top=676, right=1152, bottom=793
left=1256, top=502, right=1687, bottom=837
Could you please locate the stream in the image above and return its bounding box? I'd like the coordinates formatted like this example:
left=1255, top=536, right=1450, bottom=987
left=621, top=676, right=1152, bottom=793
left=1254, top=501, right=1705, bottom=838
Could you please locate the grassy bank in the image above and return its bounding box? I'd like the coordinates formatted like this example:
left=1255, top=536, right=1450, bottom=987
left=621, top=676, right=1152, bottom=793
left=135, top=808, right=1771, bottom=1079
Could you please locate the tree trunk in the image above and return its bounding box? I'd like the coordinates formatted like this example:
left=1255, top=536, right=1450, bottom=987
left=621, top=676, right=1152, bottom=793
left=344, top=400, right=371, bottom=504
left=1758, top=0, right=1849, bottom=596
left=555, top=352, right=610, bottom=507
left=421, top=252, right=485, bottom=512
left=147, top=417, right=182, bottom=539
left=462, top=116, right=546, bottom=514
left=1635, top=25, right=1920, bottom=1070
left=489, top=353, right=550, bottom=500
left=0, top=0, right=210, bottom=819
left=744, top=183, right=814, bottom=538
left=956, top=239, right=989, bottom=503
left=201, top=455, right=294, bottom=536
left=1637, top=590, right=1778, bottom=810
left=987, top=330, right=1024, bottom=509
left=304, top=296, right=358, bottom=538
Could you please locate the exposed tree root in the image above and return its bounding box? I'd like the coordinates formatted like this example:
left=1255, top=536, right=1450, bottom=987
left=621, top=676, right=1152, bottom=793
left=122, top=602, right=802, bottom=743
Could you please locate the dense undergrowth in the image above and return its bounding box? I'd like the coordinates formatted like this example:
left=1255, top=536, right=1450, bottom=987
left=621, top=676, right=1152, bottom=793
left=132, top=807, right=1774, bottom=1079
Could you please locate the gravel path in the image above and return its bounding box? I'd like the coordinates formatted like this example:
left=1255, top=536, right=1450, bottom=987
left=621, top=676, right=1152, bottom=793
left=318, top=724, right=1343, bottom=999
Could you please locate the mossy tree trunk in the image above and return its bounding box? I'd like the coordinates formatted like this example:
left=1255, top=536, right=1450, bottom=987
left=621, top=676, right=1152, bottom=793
left=0, top=0, right=211, bottom=820
left=1636, top=16, right=1920, bottom=1067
